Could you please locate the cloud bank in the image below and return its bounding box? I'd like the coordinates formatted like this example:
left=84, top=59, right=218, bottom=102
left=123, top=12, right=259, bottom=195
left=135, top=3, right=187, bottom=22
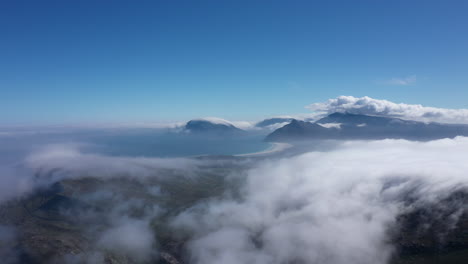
left=2, top=136, right=468, bottom=263
left=307, top=96, right=468, bottom=124
left=173, top=137, right=468, bottom=264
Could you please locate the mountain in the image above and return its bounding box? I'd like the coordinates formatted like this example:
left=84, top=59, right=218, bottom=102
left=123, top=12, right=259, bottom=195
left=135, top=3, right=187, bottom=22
left=266, top=112, right=468, bottom=142
left=185, top=118, right=244, bottom=135
left=255, top=117, right=295, bottom=128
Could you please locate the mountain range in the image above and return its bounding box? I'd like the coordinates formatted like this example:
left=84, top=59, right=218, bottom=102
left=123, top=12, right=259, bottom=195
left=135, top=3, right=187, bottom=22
left=182, top=113, right=468, bottom=142
left=266, top=112, right=468, bottom=142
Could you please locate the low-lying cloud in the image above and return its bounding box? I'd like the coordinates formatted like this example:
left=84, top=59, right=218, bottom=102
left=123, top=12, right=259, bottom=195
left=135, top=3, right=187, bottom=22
left=173, top=137, right=468, bottom=264
left=2, top=137, right=468, bottom=263
left=97, top=218, right=157, bottom=262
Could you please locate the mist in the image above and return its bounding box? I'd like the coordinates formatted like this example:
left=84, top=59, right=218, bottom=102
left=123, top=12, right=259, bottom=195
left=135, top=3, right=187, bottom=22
left=172, top=138, right=468, bottom=264
left=1, top=135, right=468, bottom=263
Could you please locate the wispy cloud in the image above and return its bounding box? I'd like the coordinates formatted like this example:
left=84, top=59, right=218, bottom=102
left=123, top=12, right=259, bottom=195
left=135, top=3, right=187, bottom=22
left=381, top=75, right=417, bottom=86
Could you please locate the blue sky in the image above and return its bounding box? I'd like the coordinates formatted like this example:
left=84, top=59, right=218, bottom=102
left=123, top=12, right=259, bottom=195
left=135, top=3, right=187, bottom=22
left=1, top=0, right=468, bottom=125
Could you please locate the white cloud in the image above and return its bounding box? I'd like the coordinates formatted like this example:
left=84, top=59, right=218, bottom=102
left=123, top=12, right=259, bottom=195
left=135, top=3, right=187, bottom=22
left=317, top=122, right=342, bottom=129
left=190, top=117, right=255, bottom=130
left=2, top=136, right=468, bottom=263
left=381, top=75, right=417, bottom=86
left=306, top=95, right=468, bottom=124
left=192, top=117, right=236, bottom=126
left=97, top=218, right=157, bottom=263
left=172, top=137, right=468, bottom=264
left=24, top=144, right=200, bottom=181
left=263, top=122, right=292, bottom=130
left=0, top=143, right=205, bottom=205
left=230, top=121, right=255, bottom=130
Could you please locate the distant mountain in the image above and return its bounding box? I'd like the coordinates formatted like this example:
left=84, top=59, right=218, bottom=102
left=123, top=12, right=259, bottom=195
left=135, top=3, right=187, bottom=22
left=266, top=112, right=468, bottom=142
left=255, top=117, right=296, bottom=128
left=185, top=118, right=244, bottom=135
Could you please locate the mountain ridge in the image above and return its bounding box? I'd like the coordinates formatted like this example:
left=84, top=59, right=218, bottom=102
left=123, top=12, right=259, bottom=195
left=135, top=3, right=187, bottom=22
left=266, top=112, right=468, bottom=142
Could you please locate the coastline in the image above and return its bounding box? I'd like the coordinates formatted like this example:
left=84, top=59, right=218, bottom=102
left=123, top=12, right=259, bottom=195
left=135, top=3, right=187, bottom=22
left=235, top=142, right=292, bottom=157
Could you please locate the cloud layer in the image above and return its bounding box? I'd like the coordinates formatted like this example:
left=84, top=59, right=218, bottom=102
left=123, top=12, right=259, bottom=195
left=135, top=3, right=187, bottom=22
left=173, top=137, right=468, bottom=264
left=2, top=135, right=468, bottom=263
left=307, top=96, right=468, bottom=124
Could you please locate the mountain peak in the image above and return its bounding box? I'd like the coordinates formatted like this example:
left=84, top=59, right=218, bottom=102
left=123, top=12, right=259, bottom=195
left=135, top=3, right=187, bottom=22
left=185, top=118, right=244, bottom=135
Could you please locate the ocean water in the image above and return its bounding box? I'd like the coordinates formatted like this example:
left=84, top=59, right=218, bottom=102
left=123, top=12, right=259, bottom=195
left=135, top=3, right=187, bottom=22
left=89, top=132, right=271, bottom=157
left=0, top=128, right=272, bottom=160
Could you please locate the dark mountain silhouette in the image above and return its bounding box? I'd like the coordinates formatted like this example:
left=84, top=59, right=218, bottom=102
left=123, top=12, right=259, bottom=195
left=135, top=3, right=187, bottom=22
left=266, top=112, right=468, bottom=142
left=185, top=119, right=244, bottom=135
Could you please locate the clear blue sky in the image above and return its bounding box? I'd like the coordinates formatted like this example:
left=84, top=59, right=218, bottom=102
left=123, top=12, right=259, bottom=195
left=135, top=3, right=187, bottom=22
left=1, top=0, right=468, bottom=125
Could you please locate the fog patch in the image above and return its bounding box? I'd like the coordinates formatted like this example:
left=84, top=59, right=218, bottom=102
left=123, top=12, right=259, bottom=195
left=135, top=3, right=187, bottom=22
left=97, top=218, right=157, bottom=262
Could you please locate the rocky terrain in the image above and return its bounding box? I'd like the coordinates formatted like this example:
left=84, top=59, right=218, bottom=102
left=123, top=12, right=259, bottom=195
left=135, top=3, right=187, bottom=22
left=0, top=160, right=242, bottom=264
left=2, top=161, right=468, bottom=264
